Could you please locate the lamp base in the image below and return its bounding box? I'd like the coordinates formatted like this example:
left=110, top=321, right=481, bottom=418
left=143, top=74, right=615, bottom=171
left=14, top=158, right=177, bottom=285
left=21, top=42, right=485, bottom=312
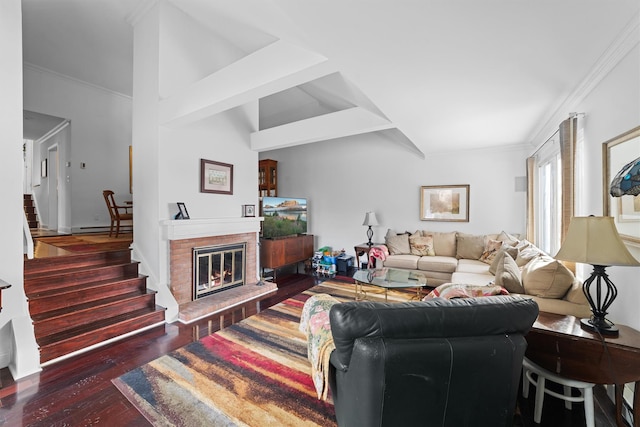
left=580, top=317, right=619, bottom=336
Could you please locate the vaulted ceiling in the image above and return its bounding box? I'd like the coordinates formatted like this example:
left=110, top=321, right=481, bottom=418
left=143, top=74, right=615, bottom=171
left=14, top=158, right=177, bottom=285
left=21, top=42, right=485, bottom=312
left=22, top=0, right=640, bottom=155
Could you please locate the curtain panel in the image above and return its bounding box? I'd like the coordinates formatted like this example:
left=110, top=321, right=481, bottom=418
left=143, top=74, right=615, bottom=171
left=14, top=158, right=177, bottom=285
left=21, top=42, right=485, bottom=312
left=525, top=117, right=578, bottom=247
left=559, top=117, right=577, bottom=243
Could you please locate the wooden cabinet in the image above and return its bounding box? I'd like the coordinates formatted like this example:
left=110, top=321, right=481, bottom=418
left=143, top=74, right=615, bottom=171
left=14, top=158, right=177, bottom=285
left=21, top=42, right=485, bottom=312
left=261, top=234, right=314, bottom=270
left=259, top=159, right=277, bottom=197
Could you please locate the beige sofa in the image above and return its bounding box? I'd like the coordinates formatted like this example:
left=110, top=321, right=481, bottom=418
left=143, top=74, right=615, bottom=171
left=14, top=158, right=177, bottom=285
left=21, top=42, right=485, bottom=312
left=378, top=229, right=591, bottom=318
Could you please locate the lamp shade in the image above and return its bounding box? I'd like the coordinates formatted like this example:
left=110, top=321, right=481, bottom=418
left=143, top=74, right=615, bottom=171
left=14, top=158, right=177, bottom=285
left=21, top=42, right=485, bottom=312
left=555, top=216, right=640, bottom=266
left=362, top=212, right=379, bottom=227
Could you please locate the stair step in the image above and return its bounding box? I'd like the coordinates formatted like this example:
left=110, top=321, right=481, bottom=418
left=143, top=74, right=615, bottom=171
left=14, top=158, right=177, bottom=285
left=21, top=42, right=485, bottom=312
left=25, top=262, right=139, bottom=291
left=24, top=238, right=165, bottom=364
left=27, top=276, right=148, bottom=315
left=38, top=306, right=166, bottom=363
left=24, top=250, right=131, bottom=277
left=33, top=291, right=158, bottom=339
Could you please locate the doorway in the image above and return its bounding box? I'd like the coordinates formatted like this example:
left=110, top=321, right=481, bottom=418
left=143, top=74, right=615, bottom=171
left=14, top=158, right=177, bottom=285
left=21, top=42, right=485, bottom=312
left=24, top=110, right=70, bottom=233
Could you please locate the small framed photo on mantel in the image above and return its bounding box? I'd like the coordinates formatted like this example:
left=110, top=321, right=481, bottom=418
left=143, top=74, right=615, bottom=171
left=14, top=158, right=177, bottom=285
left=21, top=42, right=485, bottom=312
left=175, top=202, right=190, bottom=220
left=242, top=204, right=256, bottom=217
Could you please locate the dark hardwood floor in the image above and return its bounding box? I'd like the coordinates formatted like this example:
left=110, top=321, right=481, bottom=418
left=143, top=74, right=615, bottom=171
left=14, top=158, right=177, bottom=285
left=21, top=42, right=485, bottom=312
left=0, top=254, right=622, bottom=426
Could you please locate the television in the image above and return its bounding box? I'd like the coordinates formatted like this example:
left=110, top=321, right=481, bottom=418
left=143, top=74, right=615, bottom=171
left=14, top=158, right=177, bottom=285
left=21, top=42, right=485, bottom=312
left=261, top=196, right=308, bottom=239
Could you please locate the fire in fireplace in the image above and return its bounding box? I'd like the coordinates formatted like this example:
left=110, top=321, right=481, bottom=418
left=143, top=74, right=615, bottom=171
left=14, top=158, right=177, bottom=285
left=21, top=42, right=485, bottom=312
left=193, top=243, right=246, bottom=299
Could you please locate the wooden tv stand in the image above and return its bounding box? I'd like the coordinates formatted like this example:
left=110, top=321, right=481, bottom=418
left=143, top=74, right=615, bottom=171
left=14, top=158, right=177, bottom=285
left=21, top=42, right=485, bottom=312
left=260, top=234, right=314, bottom=277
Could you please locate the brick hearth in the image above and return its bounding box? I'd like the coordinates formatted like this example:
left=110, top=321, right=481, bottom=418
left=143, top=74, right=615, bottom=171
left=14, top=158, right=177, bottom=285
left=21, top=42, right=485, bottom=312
left=177, top=281, right=277, bottom=323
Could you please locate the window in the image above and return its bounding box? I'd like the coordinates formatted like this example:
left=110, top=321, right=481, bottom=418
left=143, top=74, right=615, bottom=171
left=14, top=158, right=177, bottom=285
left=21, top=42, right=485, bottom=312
left=534, top=137, right=562, bottom=255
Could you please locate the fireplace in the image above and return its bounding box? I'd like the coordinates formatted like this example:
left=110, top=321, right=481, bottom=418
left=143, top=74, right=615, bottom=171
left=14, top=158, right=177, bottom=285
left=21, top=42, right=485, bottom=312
left=193, top=243, right=246, bottom=299
left=165, top=219, right=274, bottom=322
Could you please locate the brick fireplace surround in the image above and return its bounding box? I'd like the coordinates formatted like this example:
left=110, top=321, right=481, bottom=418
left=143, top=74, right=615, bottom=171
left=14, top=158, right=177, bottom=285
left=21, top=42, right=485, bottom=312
left=163, top=218, right=277, bottom=323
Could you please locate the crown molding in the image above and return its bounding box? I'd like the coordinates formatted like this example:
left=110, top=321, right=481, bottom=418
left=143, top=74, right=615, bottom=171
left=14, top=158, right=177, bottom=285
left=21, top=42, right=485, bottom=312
left=23, top=62, right=132, bottom=100
left=527, top=13, right=640, bottom=148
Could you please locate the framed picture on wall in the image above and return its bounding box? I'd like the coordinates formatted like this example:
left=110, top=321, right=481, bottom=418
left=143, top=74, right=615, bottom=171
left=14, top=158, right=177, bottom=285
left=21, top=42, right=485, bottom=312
left=603, top=125, right=640, bottom=245
left=201, top=159, right=233, bottom=194
left=420, top=184, right=470, bottom=222
left=41, top=159, right=48, bottom=178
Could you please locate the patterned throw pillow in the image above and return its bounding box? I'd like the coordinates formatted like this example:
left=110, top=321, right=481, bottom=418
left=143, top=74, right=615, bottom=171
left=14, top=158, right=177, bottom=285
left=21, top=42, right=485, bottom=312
left=479, top=239, right=504, bottom=264
left=409, top=234, right=435, bottom=256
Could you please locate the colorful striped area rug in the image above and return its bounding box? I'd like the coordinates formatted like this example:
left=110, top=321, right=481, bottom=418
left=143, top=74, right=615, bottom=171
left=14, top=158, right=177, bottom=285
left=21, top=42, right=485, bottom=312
left=112, top=280, right=414, bottom=426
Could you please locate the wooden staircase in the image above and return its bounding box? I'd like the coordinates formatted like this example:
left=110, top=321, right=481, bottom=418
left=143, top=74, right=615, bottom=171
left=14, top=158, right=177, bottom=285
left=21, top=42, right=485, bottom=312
left=24, top=249, right=166, bottom=363
left=24, top=194, right=38, bottom=228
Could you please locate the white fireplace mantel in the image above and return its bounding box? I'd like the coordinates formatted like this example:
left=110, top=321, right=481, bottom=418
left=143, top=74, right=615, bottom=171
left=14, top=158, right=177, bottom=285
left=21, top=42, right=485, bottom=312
left=161, top=217, right=263, bottom=240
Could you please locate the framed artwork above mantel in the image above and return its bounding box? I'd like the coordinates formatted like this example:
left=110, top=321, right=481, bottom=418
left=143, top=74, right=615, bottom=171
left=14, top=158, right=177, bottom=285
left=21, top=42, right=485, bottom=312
left=200, top=159, right=233, bottom=195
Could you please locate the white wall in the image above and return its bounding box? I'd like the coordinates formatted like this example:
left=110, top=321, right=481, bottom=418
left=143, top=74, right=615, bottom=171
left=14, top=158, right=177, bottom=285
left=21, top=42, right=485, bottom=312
left=0, top=0, right=40, bottom=377
left=571, top=44, right=640, bottom=330
left=23, top=65, right=132, bottom=232
left=262, top=132, right=528, bottom=259
left=132, top=3, right=260, bottom=320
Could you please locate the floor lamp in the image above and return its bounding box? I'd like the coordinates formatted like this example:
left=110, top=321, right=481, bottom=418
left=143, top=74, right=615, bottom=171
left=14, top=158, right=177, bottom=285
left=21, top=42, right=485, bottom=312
left=555, top=216, right=640, bottom=336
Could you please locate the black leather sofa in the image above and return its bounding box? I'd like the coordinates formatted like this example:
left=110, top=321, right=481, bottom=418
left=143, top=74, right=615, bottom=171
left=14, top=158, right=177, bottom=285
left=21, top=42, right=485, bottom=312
left=328, top=295, right=539, bottom=427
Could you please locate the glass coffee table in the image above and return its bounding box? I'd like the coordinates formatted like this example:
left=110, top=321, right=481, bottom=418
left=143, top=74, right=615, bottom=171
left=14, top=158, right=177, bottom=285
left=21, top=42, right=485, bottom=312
left=352, top=268, right=428, bottom=301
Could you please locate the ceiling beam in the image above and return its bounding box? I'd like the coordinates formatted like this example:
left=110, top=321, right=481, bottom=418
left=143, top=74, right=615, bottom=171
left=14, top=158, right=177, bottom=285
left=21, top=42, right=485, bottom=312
left=250, top=106, right=395, bottom=151
left=159, top=40, right=336, bottom=127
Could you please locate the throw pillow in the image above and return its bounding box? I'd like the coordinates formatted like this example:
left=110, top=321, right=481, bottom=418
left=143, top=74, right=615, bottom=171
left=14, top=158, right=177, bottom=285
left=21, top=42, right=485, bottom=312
left=422, top=231, right=458, bottom=257
left=488, top=246, right=519, bottom=275
left=456, top=233, right=485, bottom=260
left=497, top=230, right=520, bottom=246
left=494, top=253, right=523, bottom=293
left=516, top=244, right=544, bottom=267
left=521, top=256, right=575, bottom=299
left=385, top=231, right=411, bottom=255
left=409, top=233, right=435, bottom=256
left=479, top=239, right=504, bottom=264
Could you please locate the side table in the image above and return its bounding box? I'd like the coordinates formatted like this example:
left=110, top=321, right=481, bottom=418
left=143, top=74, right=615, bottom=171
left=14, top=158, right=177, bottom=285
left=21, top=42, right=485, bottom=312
left=353, top=242, right=381, bottom=269
left=526, top=312, right=640, bottom=427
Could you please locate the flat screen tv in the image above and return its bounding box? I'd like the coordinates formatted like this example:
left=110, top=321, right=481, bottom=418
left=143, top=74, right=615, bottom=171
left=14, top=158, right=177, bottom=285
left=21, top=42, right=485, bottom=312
left=261, top=196, right=307, bottom=239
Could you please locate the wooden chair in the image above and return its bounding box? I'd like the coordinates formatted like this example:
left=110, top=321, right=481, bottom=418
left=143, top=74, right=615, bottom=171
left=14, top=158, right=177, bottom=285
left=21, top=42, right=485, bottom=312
left=103, top=190, right=132, bottom=237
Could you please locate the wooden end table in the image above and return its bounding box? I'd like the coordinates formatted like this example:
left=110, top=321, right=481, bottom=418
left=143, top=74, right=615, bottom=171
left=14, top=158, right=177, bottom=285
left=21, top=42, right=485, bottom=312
left=526, top=312, right=640, bottom=426
left=354, top=242, right=382, bottom=269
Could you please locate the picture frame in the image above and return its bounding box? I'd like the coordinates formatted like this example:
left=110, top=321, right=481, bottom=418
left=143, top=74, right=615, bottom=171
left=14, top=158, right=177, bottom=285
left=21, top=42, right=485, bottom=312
left=201, top=159, right=233, bottom=195
left=420, top=184, right=469, bottom=222
left=176, top=202, right=190, bottom=220
left=41, top=159, right=48, bottom=178
left=242, top=204, right=256, bottom=217
left=603, top=125, right=640, bottom=245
